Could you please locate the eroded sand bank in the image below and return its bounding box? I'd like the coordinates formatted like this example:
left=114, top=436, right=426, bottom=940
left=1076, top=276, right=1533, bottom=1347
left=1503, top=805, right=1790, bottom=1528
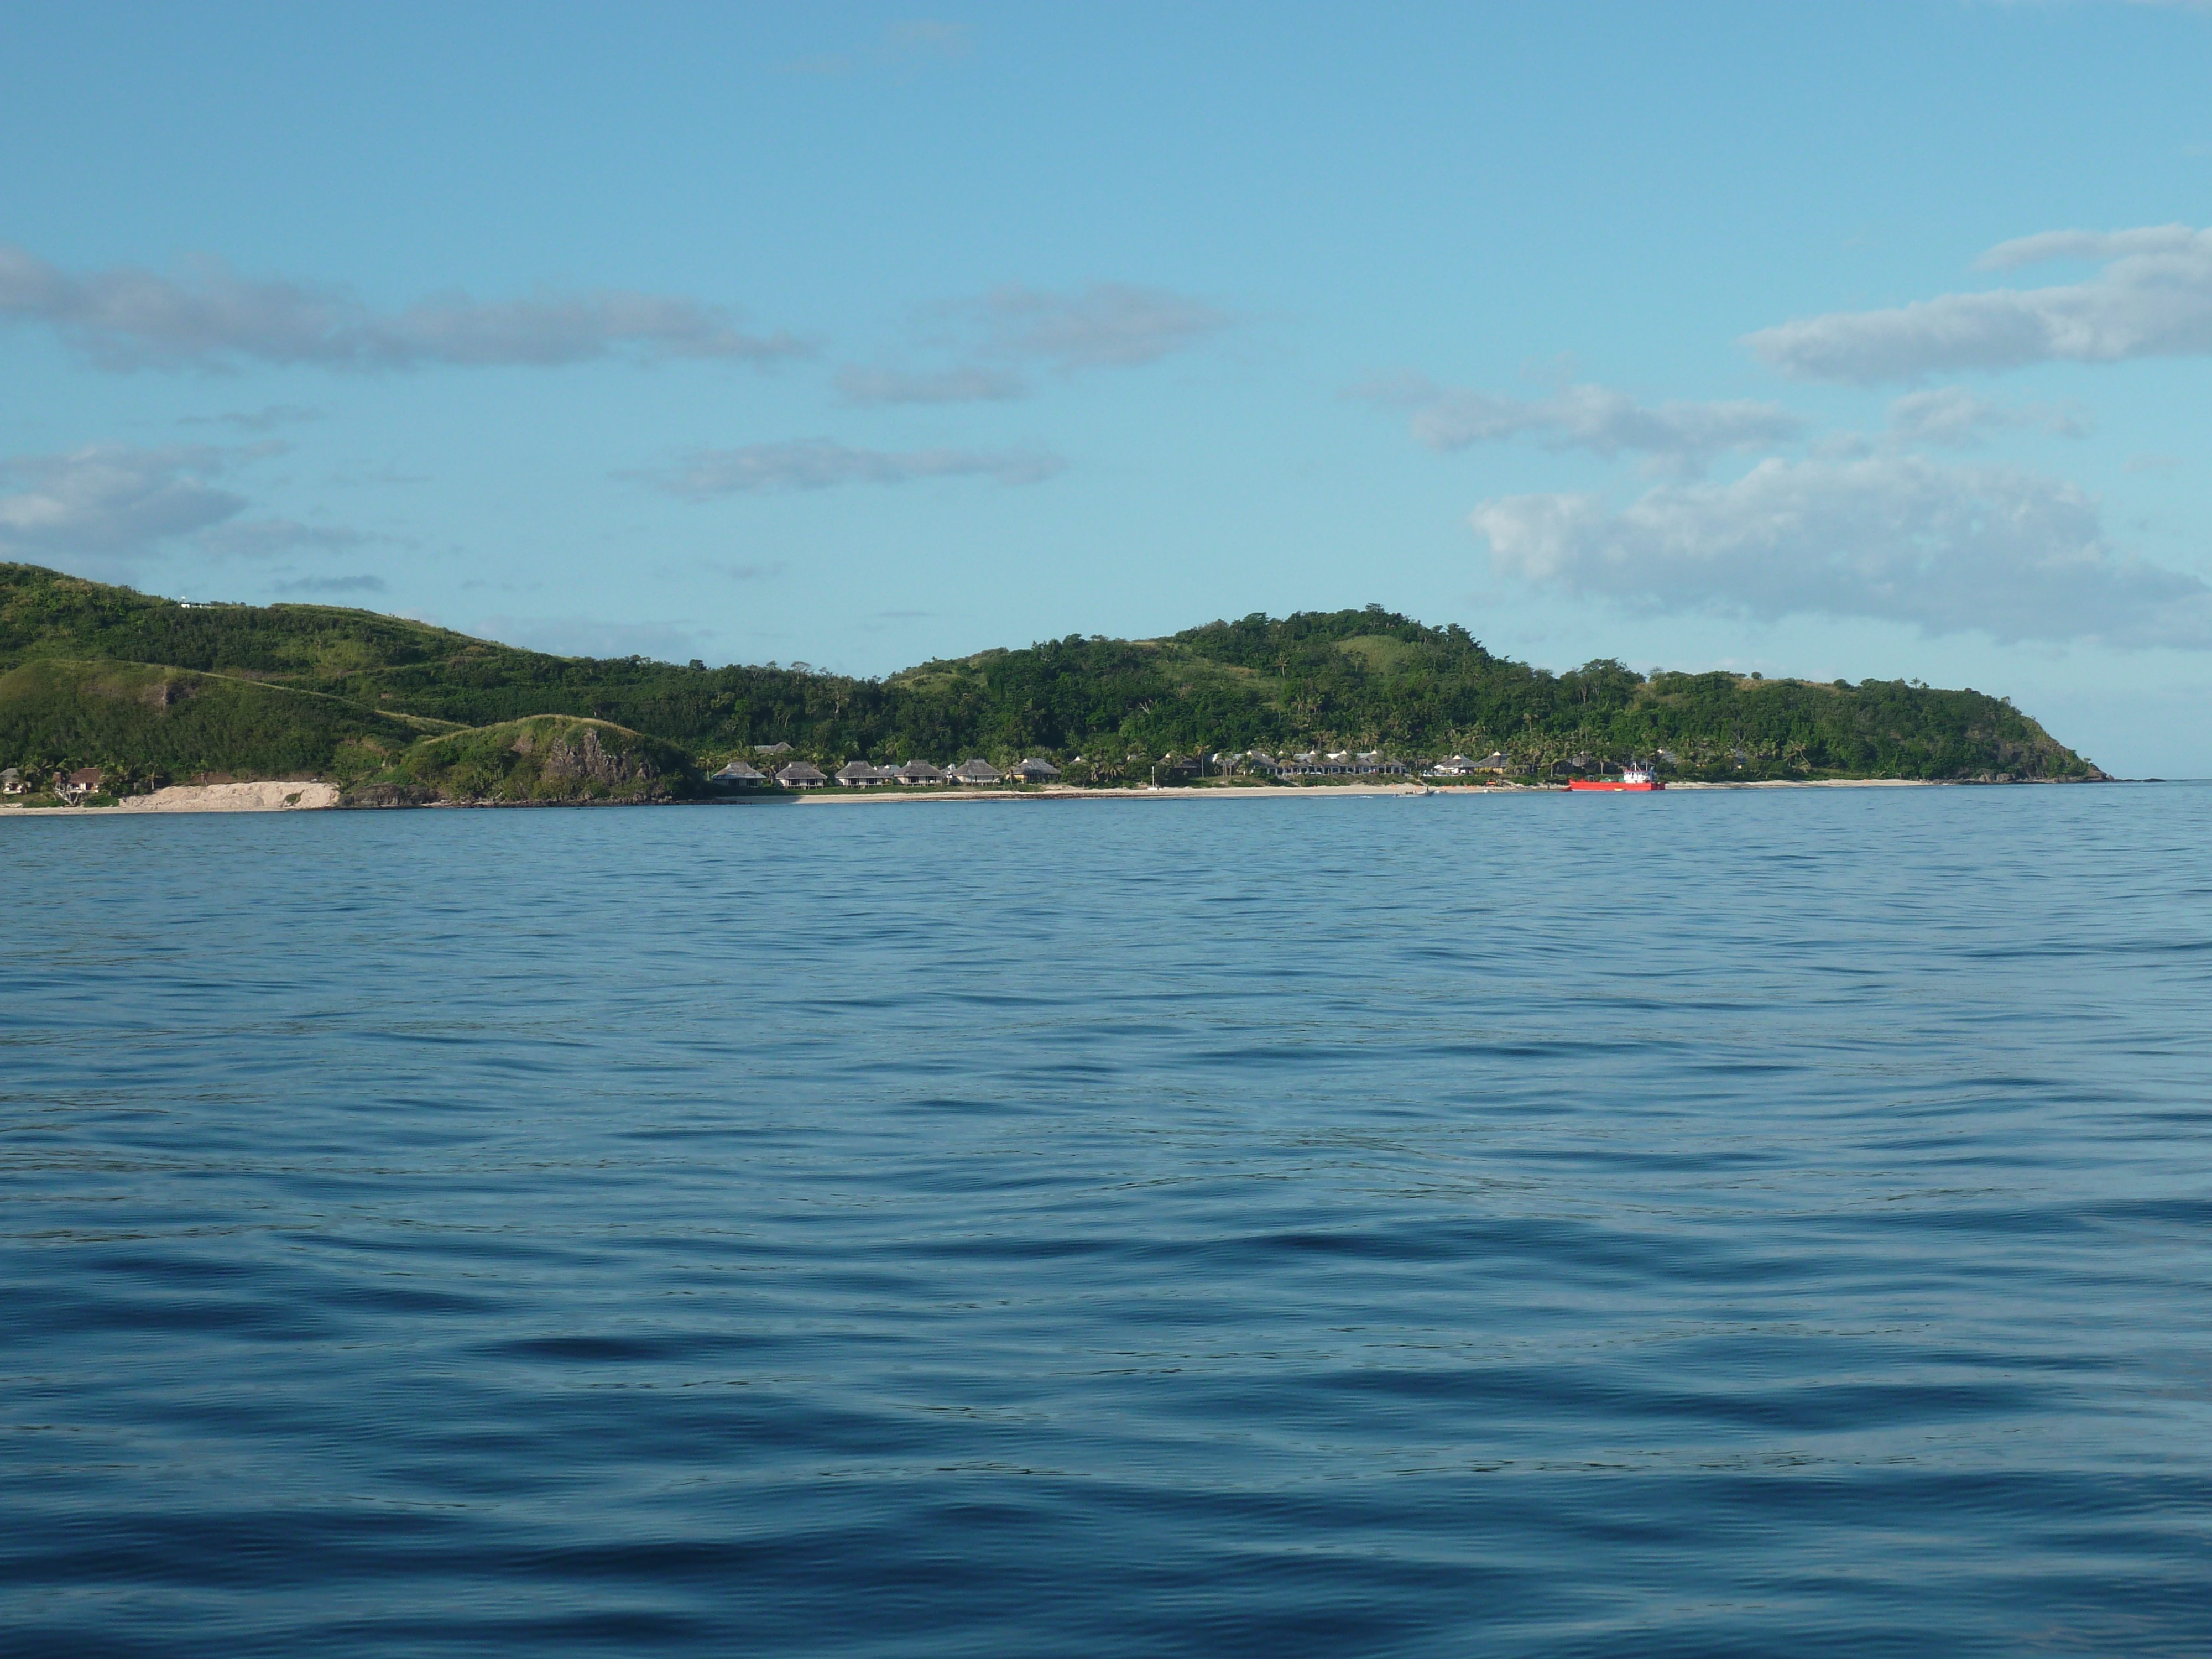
left=5, top=781, right=341, bottom=816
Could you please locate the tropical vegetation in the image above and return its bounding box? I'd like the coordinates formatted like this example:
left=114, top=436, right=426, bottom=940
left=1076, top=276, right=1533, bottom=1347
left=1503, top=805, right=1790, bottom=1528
left=0, top=563, right=2105, bottom=797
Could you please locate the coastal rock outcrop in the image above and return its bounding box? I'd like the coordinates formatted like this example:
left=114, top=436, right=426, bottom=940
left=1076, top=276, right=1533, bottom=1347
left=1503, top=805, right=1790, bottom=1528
left=525, top=725, right=658, bottom=787
left=352, top=714, right=697, bottom=805
left=338, top=783, right=444, bottom=808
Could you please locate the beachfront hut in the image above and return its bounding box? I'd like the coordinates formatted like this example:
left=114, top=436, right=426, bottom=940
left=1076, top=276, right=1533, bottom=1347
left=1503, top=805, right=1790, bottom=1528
left=1011, top=758, right=1061, bottom=782
left=1478, top=751, right=1510, bottom=773
left=0, top=767, right=20, bottom=795
left=895, top=760, right=946, bottom=785
left=834, top=761, right=888, bottom=786
left=710, top=760, right=766, bottom=786
left=775, top=761, right=826, bottom=788
left=1427, top=755, right=1480, bottom=777
left=1241, top=752, right=1284, bottom=776
left=58, top=767, right=103, bottom=802
left=950, top=759, right=1003, bottom=785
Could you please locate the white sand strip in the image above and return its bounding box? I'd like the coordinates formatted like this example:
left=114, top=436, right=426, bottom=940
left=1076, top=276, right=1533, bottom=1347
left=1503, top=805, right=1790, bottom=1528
left=3, top=781, right=340, bottom=816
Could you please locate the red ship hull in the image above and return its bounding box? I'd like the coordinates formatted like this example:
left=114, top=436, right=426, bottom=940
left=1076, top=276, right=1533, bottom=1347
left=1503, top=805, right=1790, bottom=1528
left=1567, top=779, right=1664, bottom=791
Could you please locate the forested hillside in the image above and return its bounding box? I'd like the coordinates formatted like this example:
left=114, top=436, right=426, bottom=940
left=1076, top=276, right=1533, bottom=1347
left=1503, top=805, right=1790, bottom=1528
left=0, top=564, right=2105, bottom=785
left=0, top=659, right=435, bottom=792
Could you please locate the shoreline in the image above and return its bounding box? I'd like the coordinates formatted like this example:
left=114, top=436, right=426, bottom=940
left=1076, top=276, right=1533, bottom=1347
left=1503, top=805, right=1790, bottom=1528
left=794, top=776, right=1957, bottom=804
left=0, top=775, right=2115, bottom=816
left=3, top=781, right=342, bottom=816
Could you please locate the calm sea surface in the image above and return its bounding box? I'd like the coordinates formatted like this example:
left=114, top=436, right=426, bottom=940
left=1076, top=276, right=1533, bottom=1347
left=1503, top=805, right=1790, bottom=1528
left=6, top=785, right=2211, bottom=1656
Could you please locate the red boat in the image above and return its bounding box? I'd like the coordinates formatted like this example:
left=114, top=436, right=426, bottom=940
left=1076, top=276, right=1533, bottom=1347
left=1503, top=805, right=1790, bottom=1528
left=1567, top=763, right=1663, bottom=792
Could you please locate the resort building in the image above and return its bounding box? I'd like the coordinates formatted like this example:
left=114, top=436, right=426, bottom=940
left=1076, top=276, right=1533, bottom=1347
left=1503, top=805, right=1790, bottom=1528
left=950, top=759, right=1004, bottom=785
left=709, top=760, right=766, bottom=785
left=1010, top=758, right=1061, bottom=781
left=895, top=760, right=947, bottom=785
left=774, top=761, right=827, bottom=787
left=1428, top=753, right=1507, bottom=778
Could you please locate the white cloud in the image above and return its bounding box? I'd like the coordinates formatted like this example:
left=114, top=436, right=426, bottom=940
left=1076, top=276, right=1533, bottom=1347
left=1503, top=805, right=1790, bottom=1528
left=781, top=18, right=972, bottom=76
left=196, top=518, right=367, bottom=559
left=642, top=439, right=1065, bottom=497
left=1973, top=224, right=2201, bottom=270
left=1745, top=223, right=2212, bottom=382
left=973, top=283, right=1228, bottom=371
left=472, top=614, right=718, bottom=661
left=0, top=243, right=811, bottom=373
left=837, top=281, right=1229, bottom=404
left=179, top=404, right=325, bottom=432
left=834, top=364, right=1027, bottom=405
left=650, top=557, right=787, bottom=582
left=1357, top=374, right=1803, bottom=476
left=886, top=19, right=970, bottom=59
left=272, top=574, right=387, bottom=596
left=0, top=442, right=369, bottom=575
left=0, top=444, right=244, bottom=562
left=1885, top=386, right=2087, bottom=446
left=1469, top=453, right=2212, bottom=649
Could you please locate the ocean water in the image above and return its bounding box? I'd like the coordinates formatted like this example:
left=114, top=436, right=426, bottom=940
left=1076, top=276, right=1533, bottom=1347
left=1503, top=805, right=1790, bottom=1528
left=5, top=784, right=2211, bottom=1657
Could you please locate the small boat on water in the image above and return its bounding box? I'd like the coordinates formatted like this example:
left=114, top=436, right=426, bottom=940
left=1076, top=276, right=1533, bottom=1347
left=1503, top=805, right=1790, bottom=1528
left=1567, top=762, right=1663, bottom=792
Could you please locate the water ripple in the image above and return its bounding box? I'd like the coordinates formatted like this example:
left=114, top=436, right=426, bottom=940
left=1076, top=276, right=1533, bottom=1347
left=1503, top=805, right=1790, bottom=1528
left=4, top=785, right=2212, bottom=1655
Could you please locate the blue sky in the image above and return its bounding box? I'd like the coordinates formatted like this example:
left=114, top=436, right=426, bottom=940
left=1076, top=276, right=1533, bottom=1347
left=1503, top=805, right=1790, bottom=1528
left=3, top=2, right=2210, bottom=774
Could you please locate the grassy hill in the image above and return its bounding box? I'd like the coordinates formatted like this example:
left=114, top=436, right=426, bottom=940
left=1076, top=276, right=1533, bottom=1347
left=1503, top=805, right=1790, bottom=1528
left=0, top=564, right=2106, bottom=788
left=351, top=716, right=699, bottom=805
left=0, top=658, right=436, bottom=792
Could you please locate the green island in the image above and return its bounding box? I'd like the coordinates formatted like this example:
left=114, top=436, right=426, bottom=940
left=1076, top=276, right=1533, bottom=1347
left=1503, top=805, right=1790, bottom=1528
left=0, top=562, right=2105, bottom=806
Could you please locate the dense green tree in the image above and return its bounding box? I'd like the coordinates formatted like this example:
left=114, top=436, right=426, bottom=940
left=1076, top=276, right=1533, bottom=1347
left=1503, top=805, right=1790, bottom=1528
left=0, top=565, right=2105, bottom=784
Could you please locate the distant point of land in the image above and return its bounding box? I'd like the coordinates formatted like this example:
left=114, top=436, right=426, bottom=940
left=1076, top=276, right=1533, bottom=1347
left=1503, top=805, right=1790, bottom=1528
left=0, top=564, right=2106, bottom=809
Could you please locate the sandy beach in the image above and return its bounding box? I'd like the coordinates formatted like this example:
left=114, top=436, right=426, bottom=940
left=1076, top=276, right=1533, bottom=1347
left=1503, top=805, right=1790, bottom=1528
left=2, top=776, right=1991, bottom=817
left=4, top=782, right=341, bottom=816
